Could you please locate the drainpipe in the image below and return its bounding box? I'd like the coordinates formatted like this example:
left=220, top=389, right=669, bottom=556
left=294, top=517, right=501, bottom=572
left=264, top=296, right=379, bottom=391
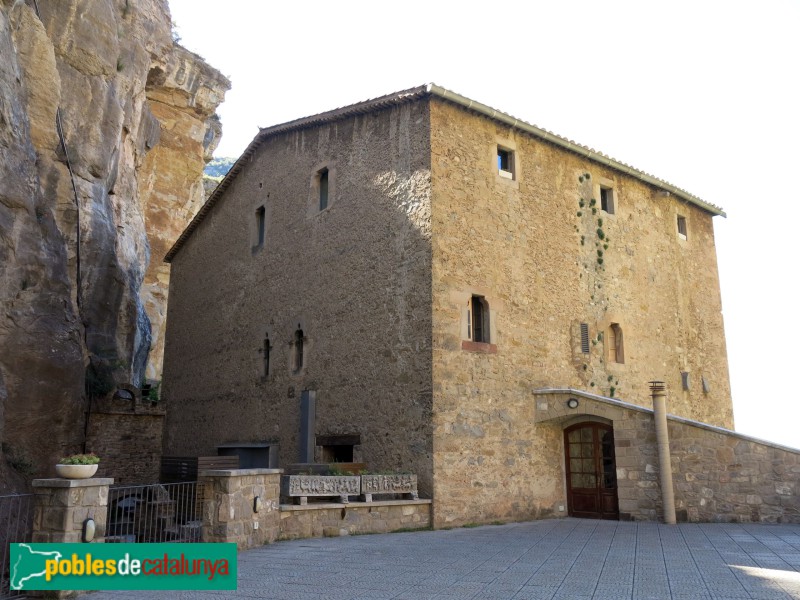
left=650, top=381, right=676, bottom=524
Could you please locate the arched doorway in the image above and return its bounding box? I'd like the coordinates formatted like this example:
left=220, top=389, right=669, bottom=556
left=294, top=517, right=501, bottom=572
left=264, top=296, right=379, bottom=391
left=564, top=422, right=619, bottom=520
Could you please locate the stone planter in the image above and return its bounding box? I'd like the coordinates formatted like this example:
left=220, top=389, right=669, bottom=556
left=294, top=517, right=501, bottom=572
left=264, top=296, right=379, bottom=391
left=360, top=474, right=418, bottom=502
left=281, top=475, right=360, bottom=505
left=55, top=464, right=99, bottom=479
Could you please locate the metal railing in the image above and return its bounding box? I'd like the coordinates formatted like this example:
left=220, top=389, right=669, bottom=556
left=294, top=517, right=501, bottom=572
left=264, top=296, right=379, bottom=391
left=106, top=481, right=204, bottom=543
left=1, top=493, right=34, bottom=599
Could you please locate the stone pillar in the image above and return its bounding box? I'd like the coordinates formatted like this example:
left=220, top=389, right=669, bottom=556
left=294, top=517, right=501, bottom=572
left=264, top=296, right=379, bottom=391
left=31, top=478, right=114, bottom=543
left=198, top=468, right=282, bottom=550
left=299, top=390, right=316, bottom=463
left=650, top=381, right=676, bottom=524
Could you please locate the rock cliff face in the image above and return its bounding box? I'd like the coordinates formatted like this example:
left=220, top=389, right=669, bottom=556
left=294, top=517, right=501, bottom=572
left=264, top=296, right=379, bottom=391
left=139, top=45, right=230, bottom=381
left=0, top=0, right=228, bottom=485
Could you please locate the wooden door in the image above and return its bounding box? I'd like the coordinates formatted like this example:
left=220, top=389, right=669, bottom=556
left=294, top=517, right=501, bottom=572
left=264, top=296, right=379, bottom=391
left=564, top=422, right=619, bottom=520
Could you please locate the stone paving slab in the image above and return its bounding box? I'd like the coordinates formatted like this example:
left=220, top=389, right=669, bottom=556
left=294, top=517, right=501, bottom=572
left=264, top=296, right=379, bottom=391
left=86, top=519, right=800, bottom=599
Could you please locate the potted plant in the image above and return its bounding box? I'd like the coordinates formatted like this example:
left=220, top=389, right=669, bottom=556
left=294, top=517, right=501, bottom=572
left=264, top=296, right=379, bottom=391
left=55, top=453, right=100, bottom=479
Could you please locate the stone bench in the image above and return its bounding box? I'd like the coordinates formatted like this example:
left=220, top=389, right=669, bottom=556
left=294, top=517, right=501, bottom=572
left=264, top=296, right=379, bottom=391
left=360, top=474, right=418, bottom=502
left=280, top=475, right=360, bottom=505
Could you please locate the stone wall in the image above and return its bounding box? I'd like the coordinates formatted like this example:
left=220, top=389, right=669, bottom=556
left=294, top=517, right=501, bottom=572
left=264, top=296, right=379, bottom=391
left=84, top=396, right=165, bottom=485
left=199, top=469, right=281, bottom=549
left=535, top=389, right=800, bottom=523
left=428, top=97, right=732, bottom=527
left=279, top=500, right=432, bottom=540
left=163, top=90, right=733, bottom=529
left=668, top=419, right=798, bottom=523
left=163, top=101, right=435, bottom=495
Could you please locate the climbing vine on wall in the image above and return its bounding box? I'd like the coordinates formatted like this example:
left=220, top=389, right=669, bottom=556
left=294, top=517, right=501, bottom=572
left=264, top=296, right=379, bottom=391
left=575, top=171, right=622, bottom=400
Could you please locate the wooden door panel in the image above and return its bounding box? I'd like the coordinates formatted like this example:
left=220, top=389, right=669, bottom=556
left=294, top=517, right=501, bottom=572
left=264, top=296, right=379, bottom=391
left=571, top=493, right=599, bottom=516
left=564, top=422, right=619, bottom=520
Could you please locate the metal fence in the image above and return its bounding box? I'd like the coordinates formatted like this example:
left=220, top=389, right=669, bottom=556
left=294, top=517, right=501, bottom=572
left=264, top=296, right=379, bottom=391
left=106, top=481, right=204, bottom=543
left=1, top=493, right=34, bottom=599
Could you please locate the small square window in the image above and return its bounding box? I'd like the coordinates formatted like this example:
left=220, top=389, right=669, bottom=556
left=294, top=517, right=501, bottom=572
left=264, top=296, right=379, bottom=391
left=497, top=147, right=514, bottom=180
left=677, top=215, right=687, bottom=239
left=600, top=186, right=615, bottom=214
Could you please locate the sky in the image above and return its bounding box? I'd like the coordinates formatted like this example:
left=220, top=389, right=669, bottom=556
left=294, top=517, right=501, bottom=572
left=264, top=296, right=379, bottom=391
left=169, top=0, right=799, bottom=449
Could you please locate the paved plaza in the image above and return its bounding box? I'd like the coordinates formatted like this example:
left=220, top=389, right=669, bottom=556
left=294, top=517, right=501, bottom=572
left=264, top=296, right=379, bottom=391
left=88, top=518, right=800, bottom=599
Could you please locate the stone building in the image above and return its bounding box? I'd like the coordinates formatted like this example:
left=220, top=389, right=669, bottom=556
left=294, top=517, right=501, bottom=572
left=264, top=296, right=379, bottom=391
left=162, top=84, right=799, bottom=526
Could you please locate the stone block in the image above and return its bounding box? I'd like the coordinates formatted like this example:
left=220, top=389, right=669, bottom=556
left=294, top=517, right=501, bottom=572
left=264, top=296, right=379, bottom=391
left=43, top=508, right=69, bottom=531
left=72, top=507, right=90, bottom=525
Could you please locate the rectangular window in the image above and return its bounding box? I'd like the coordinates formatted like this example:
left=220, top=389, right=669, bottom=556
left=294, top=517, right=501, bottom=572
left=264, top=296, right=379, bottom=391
left=462, top=296, right=498, bottom=353
left=677, top=215, right=687, bottom=239
left=580, top=323, right=590, bottom=354
left=317, top=434, right=360, bottom=464
left=255, top=206, right=265, bottom=248
left=609, top=323, right=624, bottom=363
left=600, top=187, right=615, bottom=214
left=681, top=371, right=690, bottom=391
left=471, top=296, right=487, bottom=343
left=319, top=168, right=329, bottom=211
left=497, top=147, right=514, bottom=180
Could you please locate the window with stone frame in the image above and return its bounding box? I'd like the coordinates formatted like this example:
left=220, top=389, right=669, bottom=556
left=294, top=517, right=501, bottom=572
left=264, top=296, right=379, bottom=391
left=468, top=295, right=490, bottom=343
left=497, top=146, right=515, bottom=180
left=677, top=215, right=687, bottom=239
left=600, top=186, right=615, bottom=214
left=608, top=323, right=624, bottom=364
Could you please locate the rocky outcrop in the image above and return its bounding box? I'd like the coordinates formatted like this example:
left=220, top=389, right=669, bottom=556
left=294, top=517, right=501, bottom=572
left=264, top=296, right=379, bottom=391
left=139, top=45, right=230, bottom=381
left=0, top=0, right=227, bottom=480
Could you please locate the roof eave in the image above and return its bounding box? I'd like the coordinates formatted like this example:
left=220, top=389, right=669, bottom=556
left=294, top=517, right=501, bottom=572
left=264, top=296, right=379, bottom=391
left=427, top=84, right=726, bottom=218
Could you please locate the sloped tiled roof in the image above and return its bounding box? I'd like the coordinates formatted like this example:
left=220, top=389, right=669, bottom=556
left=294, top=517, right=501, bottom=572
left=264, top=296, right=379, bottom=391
left=165, top=84, right=725, bottom=262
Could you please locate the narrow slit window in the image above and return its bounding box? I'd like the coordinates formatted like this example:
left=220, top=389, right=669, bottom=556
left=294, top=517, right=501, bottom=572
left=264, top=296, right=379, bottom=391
left=319, top=169, right=329, bottom=211
left=262, top=334, right=271, bottom=377
left=677, top=215, right=687, bottom=239
left=255, top=206, right=265, bottom=248
left=580, top=323, right=590, bottom=354
left=600, top=187, right=615, bottom=214
left=497, top=147, right=514, bottom=180
left=608, top=323, right=624, bottom=364
left=293, top=327, right=304, bottom=374
left=470, top=296, right=489, bottom=343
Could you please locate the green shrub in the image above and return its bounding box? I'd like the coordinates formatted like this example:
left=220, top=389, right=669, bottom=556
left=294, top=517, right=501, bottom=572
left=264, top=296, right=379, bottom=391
left=59, top=453, right=100, bottom=465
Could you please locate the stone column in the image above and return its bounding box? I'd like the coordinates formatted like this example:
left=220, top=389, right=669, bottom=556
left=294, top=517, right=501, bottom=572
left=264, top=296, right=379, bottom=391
left=198, top=468, right=282, bottom=549
left=299, top=390, right=316, bottom=463
left=650, top=381, right=676, bottom=524
left=31, top=478, right=114, bottom=543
